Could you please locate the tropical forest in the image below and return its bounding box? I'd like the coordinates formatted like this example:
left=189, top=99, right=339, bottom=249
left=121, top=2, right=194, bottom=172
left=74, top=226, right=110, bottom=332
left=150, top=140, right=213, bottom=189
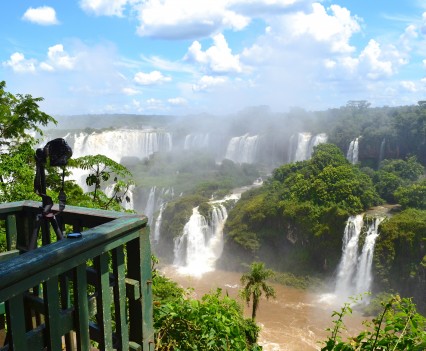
left=1, top=81, right=425, bottom=349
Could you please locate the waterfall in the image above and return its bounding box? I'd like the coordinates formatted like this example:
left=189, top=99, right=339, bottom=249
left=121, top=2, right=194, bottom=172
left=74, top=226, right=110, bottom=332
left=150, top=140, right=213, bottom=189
left=144, top=186, right=157, bottom=225
left=143, top=186, right=174, bottom=240
left=346, top=138, right=359, bottom=164
left=334, top=215, right=384, bottom=300
left=308, top=133, right=328, bottom=156
left=293, top=132, right=312, bottom=162
left=153, top=202, right=165, bottom=243
left=173, top=204, right=228, bottom=276
left=184, top=133, right=210, bottom=150
left=378, top=138, right=386, bottom=167
left=69, top=129, right=172, bottom=162
left=289, top=132, right=328, bottom=162
left=225, top=134, right=259, bottom=164
left=354, top=217, right=385, bottom=294
left=334, top=215, right=364, bottom=298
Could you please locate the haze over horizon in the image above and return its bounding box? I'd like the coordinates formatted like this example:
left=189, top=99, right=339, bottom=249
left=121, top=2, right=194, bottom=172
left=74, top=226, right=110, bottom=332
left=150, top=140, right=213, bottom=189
left=1, top=0, right=426, bottom=117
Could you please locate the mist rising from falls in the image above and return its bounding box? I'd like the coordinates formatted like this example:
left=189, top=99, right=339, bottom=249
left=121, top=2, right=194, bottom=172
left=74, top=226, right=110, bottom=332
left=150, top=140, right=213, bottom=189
left=184, top=133, right=210, bottom=150
left=225, top=134, right=259, bottom=164
left=69, top=129, right=172, bottom=162
left=289, top=133, right=328, bottom=162
left=173, top=204, right=228, bottom=276
left=346, top=138, right=359, bottom=164
left=334, top=215, right=384, bottom=301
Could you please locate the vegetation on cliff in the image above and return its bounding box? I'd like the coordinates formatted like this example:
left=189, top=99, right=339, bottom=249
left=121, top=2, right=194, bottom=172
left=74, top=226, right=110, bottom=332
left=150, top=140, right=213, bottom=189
left=224, top=143, right=381, bottom=273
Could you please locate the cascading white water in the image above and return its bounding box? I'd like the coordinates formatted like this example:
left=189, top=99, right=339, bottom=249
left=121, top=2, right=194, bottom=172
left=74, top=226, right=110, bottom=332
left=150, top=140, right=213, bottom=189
left=347, top=138, right=359, bottom=164
left=225, top=134, right=259, bottom=164
left=308, top=133, right=328, bottom=156
left=69, top=129, right=172, bottom=162
left=173, top=204, right=228, bottom=276
left=293, top=132, right=312, bottom=162
left=334, top=215, right=384, bottom=301
left=144, top=186, right=157, bottom=225
left=354, top=217, right=384, bottom=294
left=335, top=215, right=364, bottom=298
left=289, top=132, right=328, bottom=162
left=153, top=203, right=165, bottom=243
left=379, top=138, right=386, bottom=166
left=184, top=133, right=210, bottom=150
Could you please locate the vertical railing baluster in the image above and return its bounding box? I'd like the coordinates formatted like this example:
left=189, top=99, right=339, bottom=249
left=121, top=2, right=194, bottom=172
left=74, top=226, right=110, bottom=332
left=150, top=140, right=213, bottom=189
left=112, top=246, right=129, bottom=350
left=5, top=215, right=17, bottom=250
left=74, top=263, right=90, bottom=351
left=127, top=226, right=154, bottom=350
left=60, top=272, right=75, bottom=350
left=95, top=253, right=113, bottom=350
left=7, top=293, right=27, bottom=350
left=44, top=276, right=63, bottom=350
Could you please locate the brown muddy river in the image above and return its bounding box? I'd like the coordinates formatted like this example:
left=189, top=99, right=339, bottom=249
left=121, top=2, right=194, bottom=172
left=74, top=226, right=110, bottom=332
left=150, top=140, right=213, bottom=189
left=161, top=266, right=367, bottom=351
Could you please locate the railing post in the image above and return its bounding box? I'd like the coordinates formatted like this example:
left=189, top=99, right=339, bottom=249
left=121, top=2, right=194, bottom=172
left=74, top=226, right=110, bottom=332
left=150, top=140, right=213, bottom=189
left=5, top=215, right=17, bottom=251
left=112, top=246, right=129, bottom=350
left=73, top=263, right=90, bottom=351
left=127, top=226, right=154, bottom=350
left=94, top=253, right=113, bottom=350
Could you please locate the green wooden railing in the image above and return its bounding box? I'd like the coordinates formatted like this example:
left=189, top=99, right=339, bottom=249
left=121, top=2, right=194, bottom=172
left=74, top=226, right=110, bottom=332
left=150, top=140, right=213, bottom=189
left=0, top=200, right=154, bottom=350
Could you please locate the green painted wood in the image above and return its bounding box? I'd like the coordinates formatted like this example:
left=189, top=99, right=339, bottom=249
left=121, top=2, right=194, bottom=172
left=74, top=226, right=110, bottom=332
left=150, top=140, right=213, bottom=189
left=7, top=293, right=27, bottom=350
left=129, top=341, right=142, bottom=351
left=95, top=253, right=113, bottom=350
left=5, top=215, right=17, bottom=251
left=0, top=215, right=147, bottom=302
left=112, top=246, right=129, bottom=350
left=125, top=278, right=141, bottom=300
left=73, top=264, right=90, bottom=351
left=127, top=226, right=154, bottom=349
left=59, top=274, right=74, bottom=350
left=44, top=276, right=63, bottom=350
left=0, top=250, right=19, bottom=262
left=0, top=202, right=153, bottom=351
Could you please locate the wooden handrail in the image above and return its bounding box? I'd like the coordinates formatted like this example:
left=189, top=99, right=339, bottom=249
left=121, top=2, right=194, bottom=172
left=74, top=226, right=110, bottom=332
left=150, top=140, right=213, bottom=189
left=0, top=202, right=154, bottom=351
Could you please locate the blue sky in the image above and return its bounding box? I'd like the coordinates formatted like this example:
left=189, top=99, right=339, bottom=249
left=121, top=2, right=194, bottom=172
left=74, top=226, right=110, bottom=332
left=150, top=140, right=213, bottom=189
left=1, top=0, right=426, bottom=116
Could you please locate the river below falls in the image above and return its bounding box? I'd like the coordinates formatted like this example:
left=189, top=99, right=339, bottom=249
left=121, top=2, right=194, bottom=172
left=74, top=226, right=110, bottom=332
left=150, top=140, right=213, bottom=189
left=161, top=266, right=368, bottom=351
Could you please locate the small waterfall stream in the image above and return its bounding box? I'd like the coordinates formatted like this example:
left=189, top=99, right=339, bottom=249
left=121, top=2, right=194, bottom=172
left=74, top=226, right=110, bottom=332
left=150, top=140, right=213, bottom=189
left=173, top=204, right=228, bottom=276
left=334, top=215, right=384, bottom=301
left=355, top=217, right=385, bottom=294
left=346, top=138, right=359, bottom=164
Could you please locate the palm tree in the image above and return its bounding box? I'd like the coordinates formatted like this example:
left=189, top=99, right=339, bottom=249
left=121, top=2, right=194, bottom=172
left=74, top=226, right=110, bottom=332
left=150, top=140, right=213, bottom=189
left=240, top=261, right=276, bottom=320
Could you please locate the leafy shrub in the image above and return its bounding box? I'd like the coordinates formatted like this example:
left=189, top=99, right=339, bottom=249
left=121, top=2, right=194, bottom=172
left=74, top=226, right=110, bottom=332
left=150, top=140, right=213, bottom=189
left=322, top=295, right=426, bottom=351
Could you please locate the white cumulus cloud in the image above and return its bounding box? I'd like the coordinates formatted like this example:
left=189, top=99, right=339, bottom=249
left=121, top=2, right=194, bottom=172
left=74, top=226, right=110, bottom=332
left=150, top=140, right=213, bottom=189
left=168, top=97, right=187, bottom=105
left=276, top=3, right=361, bottom=53
left=135, top=0, right=250, bottom=39
left=41, top=44, right=76, bottom=71
left=3, top=53, right=36, bottom=73
left=185, top=34, right=243, bottom=74
left=22, top=6, right=59, bottom=25
left=192, top=75, right=228, bottom=92
left=79, top=0, right=129, bottom=17
left=134, top=71, right=172, bottom=85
